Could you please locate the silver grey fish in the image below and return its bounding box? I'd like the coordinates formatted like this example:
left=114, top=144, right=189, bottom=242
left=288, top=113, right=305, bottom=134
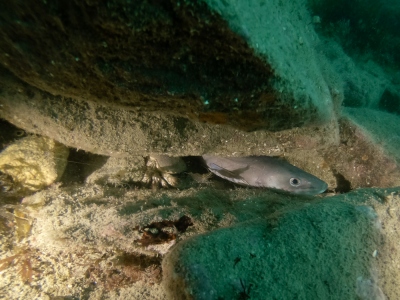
left=202, top=155, right=328, bottom=195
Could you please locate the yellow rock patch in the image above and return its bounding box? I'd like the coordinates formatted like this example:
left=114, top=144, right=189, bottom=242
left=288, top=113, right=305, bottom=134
left=0, top=136, right=69, bottom=193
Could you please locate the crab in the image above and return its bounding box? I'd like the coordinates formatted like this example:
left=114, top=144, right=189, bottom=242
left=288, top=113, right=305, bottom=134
left=142, top=155, right=186, bottom=189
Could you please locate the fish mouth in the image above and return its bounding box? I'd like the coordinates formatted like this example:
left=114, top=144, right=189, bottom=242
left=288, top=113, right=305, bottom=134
left=315, top=182, right=328, bottom=194
left=297, top=181, right=328, bottom=195
left=304, top=180, right=328, bottom=195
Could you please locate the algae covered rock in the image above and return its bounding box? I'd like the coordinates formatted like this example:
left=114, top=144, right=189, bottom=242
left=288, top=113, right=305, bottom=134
left=85, top=155, right=146, bottom=186
left=162, top=198, right=381, bottom=300
left=0, top=135, right=69, bottom=194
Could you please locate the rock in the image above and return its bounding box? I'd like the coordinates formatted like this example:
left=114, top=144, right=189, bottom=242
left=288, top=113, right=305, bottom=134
left=206, top=0, right=335, bottom=124
left=86, top=155, right=145, bottom=186
left=27, top=187, right=283, bottom=256
left=1, top=1, right=400, bottom=299
left=322, top=111, right=400, bottom=192
left=0, top=0, right=338, bottom=134
left=342, top=108, right=400, bottom=163
left=0, top=84, right=340, bottom=157
left=0, top=1, right=271, bottom=131
left=0, top=135, right=69, bottom=194
left=2, top=178, right=398, bottom=299
left=162, top=195, right=381, bottom=300
left=374, top=191, right=400, bottom=300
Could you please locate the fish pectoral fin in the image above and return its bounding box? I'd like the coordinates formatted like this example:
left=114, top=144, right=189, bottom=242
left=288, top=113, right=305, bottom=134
left=208, top=163, right=224, bottom=172
left=209, top=163, right=250, bottom=185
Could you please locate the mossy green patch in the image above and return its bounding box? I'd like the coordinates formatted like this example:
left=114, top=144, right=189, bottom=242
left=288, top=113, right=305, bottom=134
left=164, top=198, right=379, bottom=299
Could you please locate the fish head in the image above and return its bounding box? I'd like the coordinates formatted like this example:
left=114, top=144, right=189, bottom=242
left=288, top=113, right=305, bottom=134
left=265, top=161, right=328, bottom=195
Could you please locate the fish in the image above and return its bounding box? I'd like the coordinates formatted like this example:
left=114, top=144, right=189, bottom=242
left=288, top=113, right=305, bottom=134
left=202, top=154, right=328, bottom=195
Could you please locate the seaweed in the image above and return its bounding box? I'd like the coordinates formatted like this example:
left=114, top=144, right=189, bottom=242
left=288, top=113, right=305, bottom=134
left=84, top=251, right=162, bottom=290
left=135, top=215, right=193, bottom=246
left=0, top=248, right=37, bottom=283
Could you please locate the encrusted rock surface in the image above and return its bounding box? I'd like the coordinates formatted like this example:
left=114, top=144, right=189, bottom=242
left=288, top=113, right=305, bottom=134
left=0, top=74, right=339, bottom=157
left=0, top=135, right=69, bottom=195
left=1, top=183, right=398, bottom=299
left=85, top=155, right=146, bottom=186
left=162, top=195, right=381, bottom=300
left=0, top=0, right=400, bottom=299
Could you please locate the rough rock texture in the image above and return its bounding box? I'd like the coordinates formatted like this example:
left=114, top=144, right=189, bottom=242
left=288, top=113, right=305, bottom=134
left=0, top=0, right=269, bottom=120
left=27, top=187, right=296, bottom=257
left=342, top=108, right=400, bottom=163
left=0, top=0, right=400, bottom=299
left=1, top=0, right=398, bottom=194
left=1, top=184, right=398, bottom=299
left=2, top=77, right=400, bottom=193
left=0, top=75, right=339, bottom=157
left=374, top=191, right=400, bottom=300
left=0, top=135, right=69, bottom=195
left=85, top=155, right=146, bottom=186
left=162, top=197, right=381, bottom=300
left=206, top=0, right=336, bottom=123
left=0, top=0, right=335, bottom=131
left=0, top=185, right=298, bottom=299
left=323, top=115, right=400, bottom=192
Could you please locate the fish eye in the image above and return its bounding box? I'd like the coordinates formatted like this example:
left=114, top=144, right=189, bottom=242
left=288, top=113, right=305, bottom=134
left=290, top=177, right=301, bottom=187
